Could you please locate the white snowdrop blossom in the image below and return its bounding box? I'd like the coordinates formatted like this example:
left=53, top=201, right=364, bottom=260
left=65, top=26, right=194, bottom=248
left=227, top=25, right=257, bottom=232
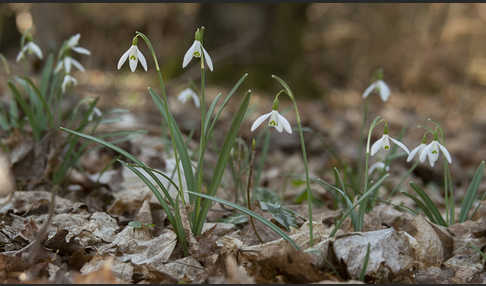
left=371, top=134, right=409, bottom=156
left=419, top=140, right=452, bottom=168
left=61, top=74, right=77, bottom=93
left=117, top=45, right=147, bottom=72
left=406, top=143, right=427, bottom=163
left=66, top=33, right=91, bottom=55
left=368, top=162, right=389, bottom=175
left=16, top=41, right=43, bottom=62
left=88, top=107, right=102, bottom=121
left=182, top=40, right=213, bottom=71
left=55, top=56, right=85, bottom=74
left=362, top=80, right=390, bottom=102
left=177, top=88, right=200, bottom=108
left=251, top=110, right=292, bottom=134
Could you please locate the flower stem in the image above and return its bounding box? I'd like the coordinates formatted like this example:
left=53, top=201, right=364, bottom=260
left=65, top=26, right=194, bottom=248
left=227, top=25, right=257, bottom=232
left=247, top=138, right=264, bottom=243
left=194, top=52, right=208, bottom=226
left=271, top=75, right=314, bottom=246
left=135, top=32, right=186, bottom=207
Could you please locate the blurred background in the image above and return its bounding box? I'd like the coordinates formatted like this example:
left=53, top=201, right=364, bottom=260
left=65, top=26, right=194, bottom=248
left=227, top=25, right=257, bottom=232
left=2, top=3, right=486, bottom=94
left=1, top=3, right=486, bottom=170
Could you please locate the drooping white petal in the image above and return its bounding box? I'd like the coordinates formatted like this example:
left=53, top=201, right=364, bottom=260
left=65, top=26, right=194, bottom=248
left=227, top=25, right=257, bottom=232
left=276, top=112, right=292, bottom=134
left=136, top=47, right=147, bottom=71
left=54, top=61, right=63, bottom=73
left=268, top=111, right=283, bottom=132
left=250, top=112, right=272, bottom=132
left=376, top=80, right=390, bottom=101
left=419, top=146, right=428, bottom=163
left=362, top=82, right=377, bottom=99
left=368, top=162, right=388, bottom=174
left=407, top=144, right=426, bottom=162
left=191, top=93, right=200, bottom=108
left=389, top=137, right=410, bottom=154
left=128, top=46, right=138, bottom=72
left=69, top=57, right=85, bottom=72
left=202, top=46, right=213, bottom=71
left=438, top=143, right=452, bottom=164
left=64, top=57, right=72, bottom=73
left=72, top=46, right=91, bottom=55
left=67, top=33, right=81, bottom=48
left=28, top=42, right=43, bottom=59
left=16, top=46, right=27, bottom=62
left=117, top=48, right=130, bottom=70
left=370, top=137, right=384, bottom=156
left=183, top=41, right=197, bottom=69
left=62, top=75, right=77, bottom=93
left=427, top=150, right=436, bottom=167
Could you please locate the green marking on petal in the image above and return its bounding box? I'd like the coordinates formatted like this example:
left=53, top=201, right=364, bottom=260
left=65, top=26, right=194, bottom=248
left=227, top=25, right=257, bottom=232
left=269, top=120, right=277, bottom=126
left=130, top=55, right=136, bottom=60
left=193, top=51, right=201, bottom=58
left=384, top=145, right=390, bottom=150
left=432, top=150, right=438, bottom=154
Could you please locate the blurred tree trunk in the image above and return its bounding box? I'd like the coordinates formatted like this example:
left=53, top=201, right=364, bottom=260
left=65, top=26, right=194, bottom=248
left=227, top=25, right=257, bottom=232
left=197, top=3, right=318, bottom=97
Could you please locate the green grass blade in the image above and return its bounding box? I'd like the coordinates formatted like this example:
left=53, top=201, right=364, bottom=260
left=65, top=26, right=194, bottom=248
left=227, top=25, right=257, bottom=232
left=124, top=162, right=188, bottom=255
left=400, top=191, right=437, bottom=222
left=359, top=243, right=371, bottom=282
left=194, top=90, right=251, bottom=235
left=410, top=182, right=448, bottom=226
left=187, top=190, right=300, bottom=251
left=330, top=174, right=389, bottom=237
left=60, top=127, right=146, bottom=167
left=17, top=76, right=54, bottom=127
left=206, top=73, right=248, bottom=140
left=459, top=161, right=485, bottom=223
left=40, top=54, right=54, bottom=99
left=204, top=92, right=222, bottom=133
left=148, top=87, right=196, bottom=195
left=0, top=108, right=9, bottom=131
left=8, top=81, right=40, bottom=141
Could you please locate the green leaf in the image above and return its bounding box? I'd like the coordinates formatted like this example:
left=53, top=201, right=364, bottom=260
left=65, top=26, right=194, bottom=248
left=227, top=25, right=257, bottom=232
left=193, top=90, right=251, bottom=235
left=206, top=73, right=248, bottom=140
left=259, top=201, right=298, bottom=231
left=459, top=161, right=485, bottom=223
left=8, top=81, right=40, bottom=140
left=330, top=174, right=389, bottom=237
left=410, top=182, right=448, bottom=226
left=221, top=213, right=248, bottom=225
left=187, top=190, right=300, bottom=250
left=40, top=54, right=54, bottom=99
left=148, top=87, right=196, bottom=198
left=254, top=187, right=280, bottom=204
left=360, top=243, right=371, bottom=282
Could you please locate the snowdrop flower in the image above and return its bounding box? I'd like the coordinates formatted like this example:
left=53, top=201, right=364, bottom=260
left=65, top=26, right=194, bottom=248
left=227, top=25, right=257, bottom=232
left=16, top=41, right=43, bottom=62
left=117, top=41, right=147, bottom=72
left=406, top=135, right=428, bottom=163
left=177, top=88, right=200, bottom=108
left=55, top=56, right=85, bottom=74
left=362, top=80, right=390, bottom=102
left=419, top=140, right=452, bottom=168
left=61, top=74, right=77, bottom=93
left=66, top=33, right=91, bottom=55
left=368, top=162, right=389, bottom=175
left=251, top=110, right=292, bottom=134
left=88, top=107, right=102, bottom=121
left=182, top=27, right=213, bottom=71
left=370, top=124, right=409, bottom=156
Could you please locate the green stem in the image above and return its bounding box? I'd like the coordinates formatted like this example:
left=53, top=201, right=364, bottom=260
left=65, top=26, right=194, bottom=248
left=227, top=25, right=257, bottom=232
left=358, top=98, right=368, bottom=192
left=271, top=75, right=314, bottom=246
left=135, top=32, right=186, bottom=207
left=194, top=53, right=207, bottom=227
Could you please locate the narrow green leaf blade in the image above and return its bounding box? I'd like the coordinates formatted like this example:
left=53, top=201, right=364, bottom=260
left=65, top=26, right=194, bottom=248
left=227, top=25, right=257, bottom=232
left=459, top=161, right=485, bottom=222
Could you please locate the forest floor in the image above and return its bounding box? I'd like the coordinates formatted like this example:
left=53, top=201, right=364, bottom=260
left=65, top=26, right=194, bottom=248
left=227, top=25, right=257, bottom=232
left=1, top=69, right=486, bottom=284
